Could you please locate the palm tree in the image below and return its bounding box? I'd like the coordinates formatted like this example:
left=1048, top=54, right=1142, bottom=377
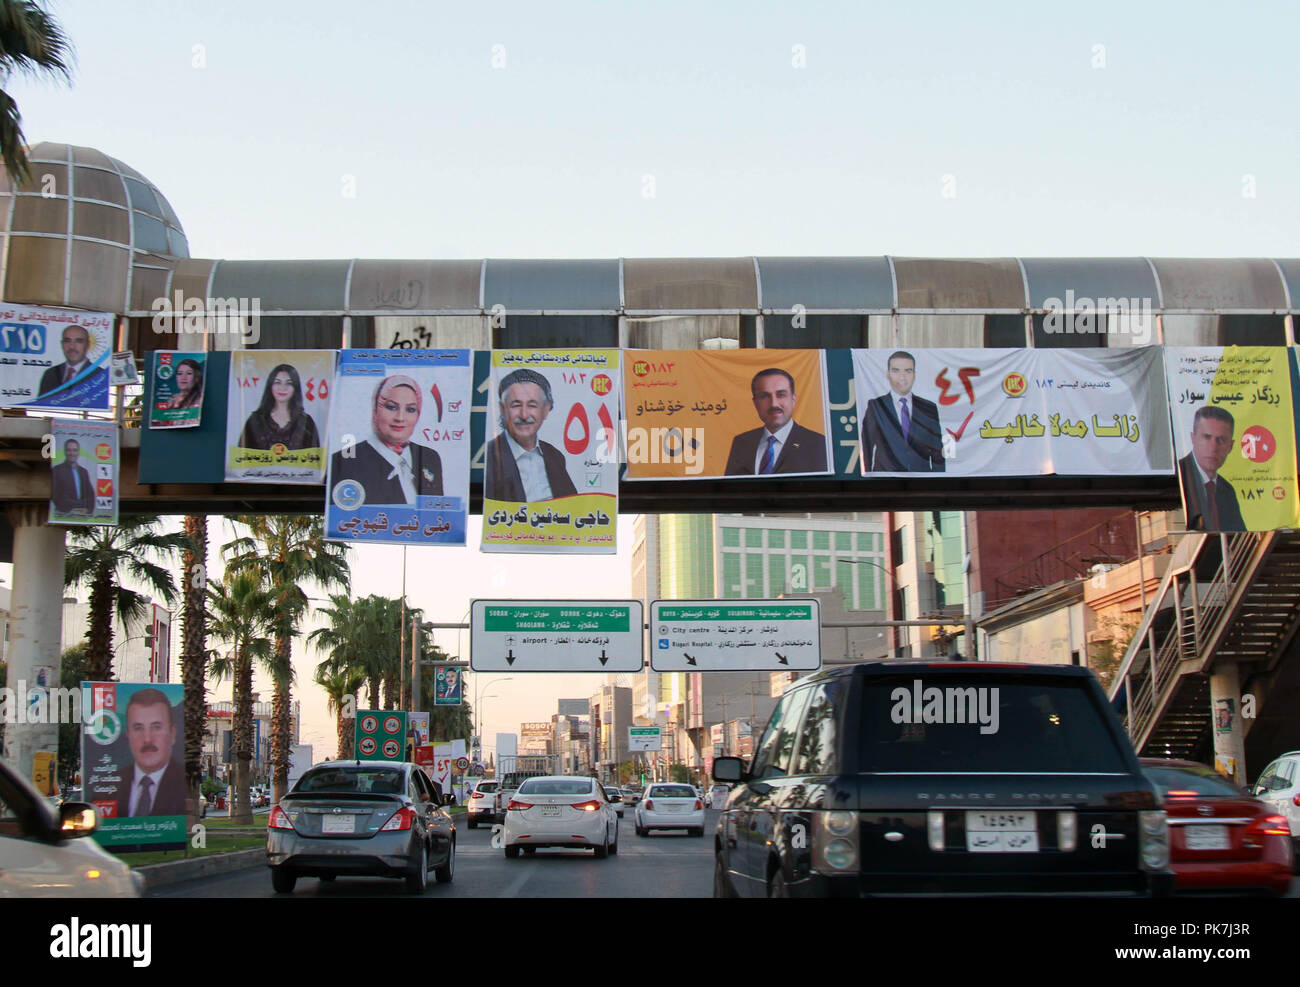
left=179, top=514, right=209, bottom=808
left=315, top=665, right=365, bottom=759
left=223, top=515, right=350, bottom=803
left=206, top=570, right=273, bottom=825
left=310, top=594, right=401, bottom=712
left=0, top=1, right=73, bottom=183
left=63, top=517, right=191, bottom=681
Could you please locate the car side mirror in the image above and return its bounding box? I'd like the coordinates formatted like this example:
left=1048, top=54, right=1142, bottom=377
left=59, top=802, right=97, bottom=837
left=712, top=756, right=747, bottom=784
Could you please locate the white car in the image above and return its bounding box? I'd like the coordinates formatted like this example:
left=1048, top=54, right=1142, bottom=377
left=502, top=775, right=618, bottom=858
left=466, top=780, right=499, bottom=828
left=1252, top=751, right=1300, bottom=849
left=635, top=782, right=706, bottom=837
left=0, top=758, right=141, bottom=897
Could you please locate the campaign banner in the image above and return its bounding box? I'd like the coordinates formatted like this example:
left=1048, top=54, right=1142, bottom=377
left=406, top=712, right=432, bottom=764
left=226, top=349, right=334, bottom=483
left=852, top=347, right=1172, bottom=476
left=622, top=350, right=832, bottom=481
left=433, top=665, right=462, bottom=706
left=148, top=350, right=207, bottom=428
left=325, top=349, right=471, bottom=545
left=82, top=681, right=187, bottom=849
left=49, top=420, right=119, bottom=526
left=1164, top=347, right=1300, bottom=532
left=482, top=350, right=620, bottom=553
left=0, top=304, right=113, bottom=411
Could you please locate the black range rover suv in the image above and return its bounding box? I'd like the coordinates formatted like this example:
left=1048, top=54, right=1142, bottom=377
left=711, top=662, right=1175, bottom=897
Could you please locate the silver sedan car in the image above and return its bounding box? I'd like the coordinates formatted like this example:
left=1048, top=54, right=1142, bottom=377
left=267, top=761, right=455, bottom=894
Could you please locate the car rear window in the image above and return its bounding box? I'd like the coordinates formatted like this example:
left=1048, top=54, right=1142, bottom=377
left=475, top=782, right=498, bottom=792
left=649, top=785, right=697, bottom=798
left=858, top=674, right=1130, bottom=773
left=518, top=779, right=595, bottom=796
left=295, top=768, right=405, bottom=793
left=1144, top=765, right=1244, bottom=798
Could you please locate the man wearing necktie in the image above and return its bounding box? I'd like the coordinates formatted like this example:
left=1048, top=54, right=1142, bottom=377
left=862, top=351, right=946, bottom=472
left=1178, top=405, right=1246, bottom=532
left=723, top=368, right=829, bottom=475
left=49, top=438, right=96, bottom=515
left=109, top=688, right=186, bottom=818
left=37, top=324, right=103, bottom=399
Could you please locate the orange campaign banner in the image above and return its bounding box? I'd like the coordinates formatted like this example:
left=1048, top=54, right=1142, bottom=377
left=622, top=350, right=832, bottom=480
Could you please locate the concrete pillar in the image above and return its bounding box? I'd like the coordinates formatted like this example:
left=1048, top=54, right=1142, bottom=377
left=1209, top=663, right=1247, bottom=785
left=2, top=504, right=67, bottom=785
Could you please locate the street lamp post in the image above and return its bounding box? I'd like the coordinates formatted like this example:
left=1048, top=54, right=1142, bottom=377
left=473, top=675, right=513, bottom=753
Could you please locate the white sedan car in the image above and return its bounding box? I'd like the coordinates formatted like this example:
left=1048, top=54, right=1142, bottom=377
left=635, top=783, right=706, bottom=837
left=502, top=776, right=619, bottom=858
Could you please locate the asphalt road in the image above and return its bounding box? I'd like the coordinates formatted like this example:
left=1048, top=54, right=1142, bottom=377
left=150, top=809, right=716, bottom=898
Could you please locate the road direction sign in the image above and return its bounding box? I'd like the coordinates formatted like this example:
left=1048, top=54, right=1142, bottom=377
left=649, top=599, right=822, bottom=672
left=629, top=726, right=662, bottom=751
left=470, top=600, right=644, bottom=672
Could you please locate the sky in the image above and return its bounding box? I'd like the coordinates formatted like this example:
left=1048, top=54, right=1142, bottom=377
left=7, top=0, right=1298, bottom=755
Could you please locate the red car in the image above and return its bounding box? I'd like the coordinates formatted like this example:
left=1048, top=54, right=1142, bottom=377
left=1142, top=758, right=1294, bottom=896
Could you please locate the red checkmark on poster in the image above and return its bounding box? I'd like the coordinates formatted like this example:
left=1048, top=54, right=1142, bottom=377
left=945, top=411, right=975, bottom=443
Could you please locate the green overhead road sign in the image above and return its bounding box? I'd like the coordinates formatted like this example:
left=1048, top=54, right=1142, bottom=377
left=470, top=600, right=644, bottom=672
left=629, top=726, right=662, bottom=752
left=650, top=599, right=822, bottom=672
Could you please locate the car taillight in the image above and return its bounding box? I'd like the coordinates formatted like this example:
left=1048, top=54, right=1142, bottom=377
left=381, top=807, right=416, bottom=831
left=1138, top=810, right=1169, bottom=871
left=694, top=799, right=703, bottom=810
left=644, top=799, right=654, bottom=811
left=507, top=799, right=533, bottom=811
left=1165, top=790, right=1198, bottom=799
left=813, top=810, right=859, bottom=873
left=268, top=806, right=294, bottom=830
left=1246, top=814, right=1291, bottom=837
left=1293, top=793, right=1300, bottom=807
left=571, top=800, right=603, bottom=812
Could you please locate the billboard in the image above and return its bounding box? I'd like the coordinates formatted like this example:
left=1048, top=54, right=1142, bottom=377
left=48, top=420, right=119, bottom=527
left=226, top=349, right=335, bottom=483
left=148, top=350, right=207, bottom=428
left=0, top=304, right=113, bottom=411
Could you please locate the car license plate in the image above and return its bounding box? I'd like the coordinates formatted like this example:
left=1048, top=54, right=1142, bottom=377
left=966, top=811, right=1038, bottom=852
left=321, top=814, right=354, bottom=834
left=1184, top=824, right=1229, bottom=850
left=540, top=805, right=561, bottom=817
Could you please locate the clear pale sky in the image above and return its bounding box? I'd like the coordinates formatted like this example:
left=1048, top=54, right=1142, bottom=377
left=8, top=1, right=1297, bottom=754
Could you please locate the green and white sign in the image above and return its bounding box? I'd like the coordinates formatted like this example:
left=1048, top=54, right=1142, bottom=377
left=470, top=600, right=644, bottom=672
left=629, top=726, right=662, bottom=752
left=650, top=599, right=822, bottom=672
left=356, top=710, right=407, bottom=761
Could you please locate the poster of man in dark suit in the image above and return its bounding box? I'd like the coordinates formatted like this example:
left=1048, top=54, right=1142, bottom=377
left=1179, top=405, right=1246, bottom=532
left=49, top=438, right=94, bottom=515
left=102, top=688, right=187, bottom=818
left=485, top=368, right=578, bottom=501
left=36, top=324, right=104, bottom=398
left=723, top=368, right=828, bottom=475
left=861, top=350, right=946, bottom=472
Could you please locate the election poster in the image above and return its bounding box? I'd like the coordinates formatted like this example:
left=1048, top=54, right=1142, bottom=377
left=148, top=350, right=207, bottom=428
left=433, top=665, right=462, bottom=706
left=225, top=349, right=335, bottom=483
left=0, top=304, right=112, bottom=411
left=852, top=347, right=1172, bottom=477
left=482, top=349, right=621, bottom=553
left=406, top=712, right=433, bottom=765
left=325, top=349, right=471, bottom=546
left=82, top=681, right=187, bottom=850
left=48, top=420, right=119, bottom=526
left=1164, top=347, right=1299, bottom=532
left=621, top=349, right=831, bottom=481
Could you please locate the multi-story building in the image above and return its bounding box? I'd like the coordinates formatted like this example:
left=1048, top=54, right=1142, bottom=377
left=588, top=684, right=632, bottom=782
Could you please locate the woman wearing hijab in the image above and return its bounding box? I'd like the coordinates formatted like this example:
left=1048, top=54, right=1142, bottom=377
left=328, top=374, right=442, bottom=504
left=238, top=363, right=321, bottom=450
left=165, top=358, right=204, bottom=409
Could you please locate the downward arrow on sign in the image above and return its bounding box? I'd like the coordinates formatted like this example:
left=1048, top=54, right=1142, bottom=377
left=505, top=649, right=516, bottom=667
left=598, top=650, right=610, bottom=666
left=776, top=652, right=789, bottom=665
left=684, top=653, right=697, bottom=666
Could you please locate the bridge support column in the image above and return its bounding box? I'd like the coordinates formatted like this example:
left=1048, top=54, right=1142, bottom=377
left=2, top=504, right=67, bottom=788
left=1209, top=664, right=1247, bottom=785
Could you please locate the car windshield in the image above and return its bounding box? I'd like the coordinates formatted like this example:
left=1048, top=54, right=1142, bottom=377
left=650, top=785, right=697, bottom=798
left=295, top=768, right=404, bottom=794
left=1144, top=765, right=1245, bottom=798
left=517, top=779, right=595, bottom=796
left=858, top=675, right=1130, bottom=773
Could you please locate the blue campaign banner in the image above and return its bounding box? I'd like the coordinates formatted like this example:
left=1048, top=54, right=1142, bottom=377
left=0, top=305, right=114, bottom=411
left=324, top=349, right=472, bottom=546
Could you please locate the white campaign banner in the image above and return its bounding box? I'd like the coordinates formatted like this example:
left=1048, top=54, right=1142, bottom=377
left=852, top=347, right=1172, bottom=476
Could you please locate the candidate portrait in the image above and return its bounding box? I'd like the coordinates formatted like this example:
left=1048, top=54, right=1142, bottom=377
left=1178, top=405, right=1245, bottom=532
left=723, top=367, right=828, bottom=475
left=329, top=374, right=443, bottom=505
left=38, top=324, right=106, bottom=398
left=861, top=350, right=945, bottom=472
left=100, top=688, right=187, bottom=818
left=484, top=368, right=578, bottom=502
left=50, top=438, right=95, bottom=515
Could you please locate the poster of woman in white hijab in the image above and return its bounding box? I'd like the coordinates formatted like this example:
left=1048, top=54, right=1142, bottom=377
left=324, top=349, right=471, bottom=546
